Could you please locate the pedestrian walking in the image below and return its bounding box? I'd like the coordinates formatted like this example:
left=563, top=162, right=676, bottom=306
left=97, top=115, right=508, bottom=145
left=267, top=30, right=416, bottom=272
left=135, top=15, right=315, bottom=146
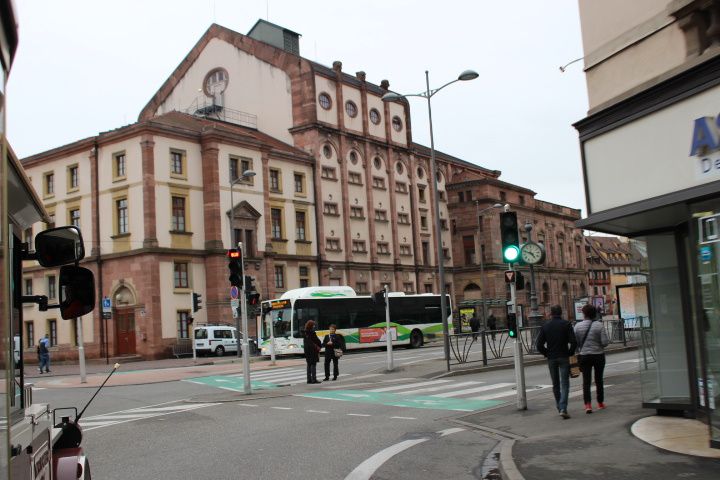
left=536, top=305, right=577, bottom=419
left=469, top=315, right=480, bottom=340
left=574, top=304, right=609, bottom=414
left=37, top=335, right=50, bottom=374
left=487, top=311, right=497, bottom=341
left=303, top=320, right=322, bottom=384
left=322, top=324, right=346, bottom=381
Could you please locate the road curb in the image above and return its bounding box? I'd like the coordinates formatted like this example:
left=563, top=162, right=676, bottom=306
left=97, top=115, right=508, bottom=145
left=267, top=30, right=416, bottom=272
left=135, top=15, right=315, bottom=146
left=499, top=439, right=524, bottom=480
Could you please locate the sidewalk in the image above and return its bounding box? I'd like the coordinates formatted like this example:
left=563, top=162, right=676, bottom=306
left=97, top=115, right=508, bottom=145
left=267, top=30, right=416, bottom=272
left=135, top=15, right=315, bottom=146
left=456, top=371, right=720, bottom=479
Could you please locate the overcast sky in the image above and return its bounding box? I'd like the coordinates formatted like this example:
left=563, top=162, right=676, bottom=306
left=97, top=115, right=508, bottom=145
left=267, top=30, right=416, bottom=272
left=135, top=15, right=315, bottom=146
left=7, top=0, right=588, bottom=214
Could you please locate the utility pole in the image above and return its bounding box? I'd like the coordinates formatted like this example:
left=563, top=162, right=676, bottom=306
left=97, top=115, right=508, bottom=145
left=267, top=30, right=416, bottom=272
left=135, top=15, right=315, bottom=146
left=385, top=285, right=393, bottom=372
left=239, top=241, right=251, bottom=395
left=509, top=262, right=527, bottom=410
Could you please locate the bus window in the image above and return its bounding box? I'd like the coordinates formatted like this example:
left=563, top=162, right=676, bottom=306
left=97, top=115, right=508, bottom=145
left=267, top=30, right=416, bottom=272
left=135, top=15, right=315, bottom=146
left=262, top=308, right=292, bottom=339
left=294, top=305, right=318, bottom=337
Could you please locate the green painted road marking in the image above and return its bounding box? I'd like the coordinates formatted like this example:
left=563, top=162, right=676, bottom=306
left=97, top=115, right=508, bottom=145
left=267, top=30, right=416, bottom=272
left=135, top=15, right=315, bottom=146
left=300, top=390, right=502, bottom=412
left=185, top=376, right=279, bottom=391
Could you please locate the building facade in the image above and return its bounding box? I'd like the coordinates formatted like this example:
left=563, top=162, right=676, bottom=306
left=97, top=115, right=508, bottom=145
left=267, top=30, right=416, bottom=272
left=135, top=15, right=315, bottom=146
left=575, top=0, right=720, bottom=448
left=20, top=20, right=585, bottom=360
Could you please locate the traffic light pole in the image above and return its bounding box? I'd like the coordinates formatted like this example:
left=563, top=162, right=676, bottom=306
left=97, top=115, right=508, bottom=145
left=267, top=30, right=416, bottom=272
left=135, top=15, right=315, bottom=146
left=385, top=285, right=393, bottom=372
left=509, top=262, right=527, bottom=410
left=239, top=242, right=251, bottom=395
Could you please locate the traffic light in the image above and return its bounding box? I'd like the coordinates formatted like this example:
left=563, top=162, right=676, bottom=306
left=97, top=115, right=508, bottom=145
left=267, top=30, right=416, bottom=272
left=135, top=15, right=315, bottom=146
left=192, top=292, right=203, bottom=312
left=507, top=313, right=518, bottom=338
left=247, top=293, right=260, bottom=305
left=500, top=211, right=520, bottom=263
left=244, top=275, right=254, bottom=292
left=515, top=271, right=525, bottom=291
left=228, top=249, right=242, bottom=287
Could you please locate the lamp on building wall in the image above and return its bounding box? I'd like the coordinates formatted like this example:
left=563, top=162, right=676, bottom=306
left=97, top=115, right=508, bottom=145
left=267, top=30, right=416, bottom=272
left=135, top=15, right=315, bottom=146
left=383, top=69, right=479, bottom=372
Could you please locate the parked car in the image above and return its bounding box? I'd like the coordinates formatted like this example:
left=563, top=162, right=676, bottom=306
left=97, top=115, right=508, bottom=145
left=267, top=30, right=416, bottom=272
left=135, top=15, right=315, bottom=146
left=193, top=325, right=257, bottom=357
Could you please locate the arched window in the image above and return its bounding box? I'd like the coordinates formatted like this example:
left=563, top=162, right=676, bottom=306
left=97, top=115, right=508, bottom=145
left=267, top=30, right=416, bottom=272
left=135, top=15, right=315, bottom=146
left=542, top=282, right=550, bottom=304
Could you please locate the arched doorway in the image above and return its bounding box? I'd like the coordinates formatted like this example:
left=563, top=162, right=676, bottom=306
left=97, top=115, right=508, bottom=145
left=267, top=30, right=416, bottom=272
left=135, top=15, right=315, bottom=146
left=113, top=285, right=137, bottom=355
left=463, top=283, right=481, bottom=300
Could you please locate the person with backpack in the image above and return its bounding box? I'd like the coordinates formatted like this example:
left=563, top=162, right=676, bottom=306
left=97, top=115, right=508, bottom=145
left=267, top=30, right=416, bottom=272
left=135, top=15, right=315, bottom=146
left=575, top=304, right=610, bottom=414
left=37, top=334, right=50, bottom=374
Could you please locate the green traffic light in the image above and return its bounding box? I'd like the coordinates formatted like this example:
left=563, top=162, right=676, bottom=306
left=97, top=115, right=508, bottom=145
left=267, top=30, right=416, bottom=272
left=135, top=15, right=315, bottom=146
left=508, top=330, right=516, bottom=338
left=503, top=245, right=520, bottom=262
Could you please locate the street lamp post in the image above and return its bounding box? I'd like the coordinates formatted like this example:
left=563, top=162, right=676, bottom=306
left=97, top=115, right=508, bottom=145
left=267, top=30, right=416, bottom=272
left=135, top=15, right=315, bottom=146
left=383, top=69, right=478, bottom=372
left=524, top=221, right=543, bottom=327
left=230, top=169, right=256, bottom=394
left=476, top=202, right=503, bottom=328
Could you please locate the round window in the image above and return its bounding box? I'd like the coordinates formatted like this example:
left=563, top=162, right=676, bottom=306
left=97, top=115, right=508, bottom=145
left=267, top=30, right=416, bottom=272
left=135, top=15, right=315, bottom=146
left=204, top=68, right=229, bottom=97
left=345, top=101, right=358, bottom=118
left=417, top=167, right=425, bottom=179
left=369, top=108, right=381, bottom=125
left=373, top=157, right=382, bottom=170
left=318, top=93, right=332, bottom=110
left=349, top=151, right=358, bottom=165
left=395, top=162, right=404, bottom=175
left=323, top=145, right=332, bottom=158
left=392, top=116, right=403, bottom=132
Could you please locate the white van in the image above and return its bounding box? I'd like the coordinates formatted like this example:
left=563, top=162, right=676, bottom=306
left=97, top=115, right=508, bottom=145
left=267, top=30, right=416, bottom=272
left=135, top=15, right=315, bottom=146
left=193, top=325, right=238, bottom=357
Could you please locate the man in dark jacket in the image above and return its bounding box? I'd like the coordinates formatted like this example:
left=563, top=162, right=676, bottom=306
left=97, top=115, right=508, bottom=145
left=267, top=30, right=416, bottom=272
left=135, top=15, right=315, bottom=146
left=303, top=320, right=322, bottom=384
left=536, top=305, right=577, bottom=419
left=322, top=324, right=345, bottom=381
left=469, top=316, right=480, bottom=340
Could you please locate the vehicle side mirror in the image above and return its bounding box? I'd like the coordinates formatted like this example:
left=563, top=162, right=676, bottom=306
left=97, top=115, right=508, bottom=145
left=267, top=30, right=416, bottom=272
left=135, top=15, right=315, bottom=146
left=34, top=226, right=85, bottom=267
left=59, top=265, right=95, bottom=320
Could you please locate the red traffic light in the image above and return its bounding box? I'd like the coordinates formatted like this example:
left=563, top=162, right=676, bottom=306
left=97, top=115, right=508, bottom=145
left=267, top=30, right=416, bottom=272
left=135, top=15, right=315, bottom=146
left=227, top=249, right=240, bottom=259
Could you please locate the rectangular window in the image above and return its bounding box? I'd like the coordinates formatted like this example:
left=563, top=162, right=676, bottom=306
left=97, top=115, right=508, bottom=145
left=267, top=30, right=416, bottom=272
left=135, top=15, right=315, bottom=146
left=299, top=266, right=309, bottom=277
left=245, top=229, right=255, bottom=258
left=229, top=156, right=239, bottom=182
left=463, top=235, right=476, bottom=264
left=47, top=213, right=55, bottom=230
left=323, top=202, right=339, bottom=216
left=170, top=150, right=184, bottom=175
left=171, top=197, right=186, bottom=232
left=500, top=191, right=507, bottom=202
left=558, top=242, right=565, bottom=267
left=48, top=320, right=57, bottom=346
left=348, top=172, right=363, bottom=185
left=418, top=186, right=426, bottom=203
left=115, top=153, right=126, bottom=178
left=422, top=242, right=430, bottom=266
left=403, top=282, right=414, bottom=293
left=395, top=181, right=408, bottom=193
left=294, top=173, right=304, bottom=193
left=519, top=195, right=525, bottom=205
left=443, top=248, right=450, bottom=260
left=25, top=278, right=33, bottom=295
left=295, top=211, right=306, bottom=240
left=300, top=278, right=310, bottom=288
left=117, top=198, right=129, bottom=234
left=23, top=227, right=33, bottom=250
left=440, top=219, right=448, bottom=230
left=70, top=209, right=80, bottom=228
left=326, top=238, right=341, bottom=251
left=400, top=244, right=412, bottom=256
left=45, top=173, right=54, bottom=196
left=466, top=190, right=473, bottom=201
left=299, top=265, right=310, bottom=288
left=374, top=209, right=388, bottom=221
left=177, top=311, right=191, bottom=339
left=356, top=282, right=368, bottom=294
left=438, top=191, right=445, bottom=201
left=372, top=177, right=386, bottom=189
left=350, top=206, right=364, bottom=219
left=398, top=213, right=410, bottom=225
left=458, top=192, right=465, bottom=202
left=274, top=266, right=285, bottom=289
left=424, top=283, right=433, bottom=294
left=26, top=322, right=34, bottom=348
left=352, top=240, right=367, bottom=253
left=174, top=262, right=189, bottom=289
left=377, top=242, right=390, bottom=255
left=321, top=167, right=337, bottom=180
left=271, top=208, right=283, bottom=239
left=48, top=276, right=56, bottom=299
left=69, top=165, right=79, bottom=190
left=269, top=169, right=281, bottom=191
left=420, top=215, right=428, bottom=230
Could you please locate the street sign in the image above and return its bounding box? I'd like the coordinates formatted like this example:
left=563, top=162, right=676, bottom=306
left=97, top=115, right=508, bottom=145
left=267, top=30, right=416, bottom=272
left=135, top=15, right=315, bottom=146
left=701, top=245, right=712, bottom=263
left=102, top=296, right=112, bottom=313
left=230, top=299, right=240, bottom=308
left=230, top=286, right=239, bottom=300
left=232, top=306, right=238, bottom=319
left=504, top=271, right=516, bottom=283
left=102, top=312, right=111, bottom=320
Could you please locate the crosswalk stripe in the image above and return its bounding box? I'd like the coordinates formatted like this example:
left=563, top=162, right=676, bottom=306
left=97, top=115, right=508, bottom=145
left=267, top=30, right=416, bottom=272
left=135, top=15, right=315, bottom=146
left=249, top=374, right=307, bottom=383
left=434, top=383, right=515, bottom=398
left=248, top=368, right=305, bottom=378
left=399, top=381, right=481, bottom=395
left=368, top=380, right=451, bottom=393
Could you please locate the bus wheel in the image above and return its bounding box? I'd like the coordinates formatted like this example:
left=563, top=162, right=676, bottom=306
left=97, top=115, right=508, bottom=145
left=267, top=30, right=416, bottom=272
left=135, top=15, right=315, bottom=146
left=410, top=330, right=423, bottom=348
left=215, top=346, right=225, bottom=357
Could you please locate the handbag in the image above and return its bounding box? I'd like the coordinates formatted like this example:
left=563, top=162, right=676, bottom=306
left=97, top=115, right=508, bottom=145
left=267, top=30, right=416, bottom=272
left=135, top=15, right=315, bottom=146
left=571, top=321, right=594, bottom=378
left=334, top=348, right=344, bottom=358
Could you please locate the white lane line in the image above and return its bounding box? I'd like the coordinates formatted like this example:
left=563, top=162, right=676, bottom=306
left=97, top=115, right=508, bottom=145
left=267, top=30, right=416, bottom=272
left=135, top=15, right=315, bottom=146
left=306, top=410, right=329, bottom=414
left=434, top=383, right=515, bottom=398
left=399, top=359, right=436, bottom=366
left=235, top=404, right=259, bottom=407
left=347, top=413, right=372, bottom=417
left=369, top=380, right=451, bottom=392
left=271, top=407, right=292, bottom=410
left=82, top=403, right=219, bottom=432
left=390, top=416, right=417, bottom=420
left=352, top=374, right=384, bottom=380
left=344, top=439, right=428, bottom=480
left=323, top=382, right=375, bottom=390
left=437, top=427, right=465, bottom=437
left=400, top=381, right=480, bottom=395
left=607, top=359, right=639, bottom=366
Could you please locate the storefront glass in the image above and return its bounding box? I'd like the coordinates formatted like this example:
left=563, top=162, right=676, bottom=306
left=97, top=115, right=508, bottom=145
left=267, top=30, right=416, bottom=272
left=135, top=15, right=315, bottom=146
left=693, top=202, right=720, bottom=447
left=637, top=233, right=691, bottom=407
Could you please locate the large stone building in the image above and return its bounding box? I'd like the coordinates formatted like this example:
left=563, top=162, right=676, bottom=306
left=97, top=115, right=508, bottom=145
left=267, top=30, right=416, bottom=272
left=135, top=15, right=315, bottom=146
left=20, top=20, right=585, bottom=360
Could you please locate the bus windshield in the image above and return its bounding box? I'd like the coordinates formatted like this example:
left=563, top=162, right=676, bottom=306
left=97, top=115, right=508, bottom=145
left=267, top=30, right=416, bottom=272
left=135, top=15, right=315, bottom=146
left=262, top=307, right=292, bottom=339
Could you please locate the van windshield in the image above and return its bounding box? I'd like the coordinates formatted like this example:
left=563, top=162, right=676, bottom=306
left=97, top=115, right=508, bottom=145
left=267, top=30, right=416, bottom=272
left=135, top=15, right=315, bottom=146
left=194, top=329, right=208, bottom=339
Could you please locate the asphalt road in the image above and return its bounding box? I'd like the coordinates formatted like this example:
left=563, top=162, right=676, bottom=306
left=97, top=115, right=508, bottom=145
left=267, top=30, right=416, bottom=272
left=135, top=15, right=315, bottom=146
left=34, top=347, right=640, bottom=479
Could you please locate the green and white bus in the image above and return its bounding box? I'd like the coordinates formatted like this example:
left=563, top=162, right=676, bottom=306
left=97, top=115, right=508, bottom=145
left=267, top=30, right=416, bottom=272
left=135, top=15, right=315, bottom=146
left=259, top=286, right=451, bottom=356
